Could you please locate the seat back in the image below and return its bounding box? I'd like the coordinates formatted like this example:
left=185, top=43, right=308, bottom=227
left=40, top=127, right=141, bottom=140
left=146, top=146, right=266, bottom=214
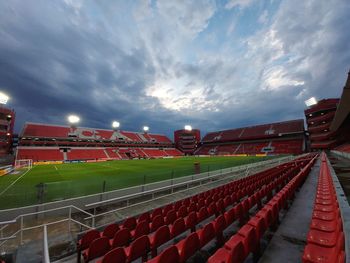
left=199, top=222, right=215, bottom=247
left=152, top=208, right=163, bottom=220
left=102, top=223, right=119, bottom=239
left=86, top=237, right=111, bottom=262
left=165, top=210, right=177, bottom=225
left=102, top=247, right=126, bottom=263
left=151, top=214, right=165, bottom=232
left=185, top=211, right=197, bottom=232
left=79, top=229, right=100, bottom=250
left=134, top=220, right=150, bottom=239
left=227, top=238, right=245, bottom=263
left=127, top=235, right=150, bottom=262
left=179, top=233, right=200, bottom=263
left=198, top=207, right=209, bottom=222
left=178, top=205, right=188, bottom=218
left=138, top=212, right=150, bottom=223
left=123, top=217, right=137, bottom=230
left=152, top=225, right=171, bottom=248
left=112, top=228, right=131, bottom=248
left=157, top=245, right=180, bottom=263
left=171, top=218, right=186, bottom=238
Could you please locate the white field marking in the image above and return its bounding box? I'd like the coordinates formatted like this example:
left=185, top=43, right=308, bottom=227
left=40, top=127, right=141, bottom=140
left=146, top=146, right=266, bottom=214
left=54, top=166, right=58, bottom=171
left=99, top=164, right=120, bottom=170
left=0, top=167, right=33, bottom=197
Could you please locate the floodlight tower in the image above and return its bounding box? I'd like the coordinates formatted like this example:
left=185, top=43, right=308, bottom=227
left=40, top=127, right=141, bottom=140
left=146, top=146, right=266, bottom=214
left=305, top=97, right=318, bottom=107
left=143, top=126, right=149, bottom=134
left=0, top=91, right=15, bottom=155
left=184, top=125, right=192, bottom=131
left=112, top=121, right=120, bottom=131
left=67, top=114, right=80, bottom=131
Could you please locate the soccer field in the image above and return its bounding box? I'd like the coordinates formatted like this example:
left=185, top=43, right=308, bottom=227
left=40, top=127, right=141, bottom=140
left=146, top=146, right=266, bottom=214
left=0, top=156, right=273, bottom=209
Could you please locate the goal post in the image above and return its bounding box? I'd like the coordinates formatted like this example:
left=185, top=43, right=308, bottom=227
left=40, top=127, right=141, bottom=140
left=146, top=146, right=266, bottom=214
left=15, top=159, right=33, bottom=170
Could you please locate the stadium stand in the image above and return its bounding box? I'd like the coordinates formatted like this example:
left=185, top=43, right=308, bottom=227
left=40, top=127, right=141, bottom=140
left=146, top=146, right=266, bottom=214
left=305, top=99, right=339, bottom=150
left=174, top=129, right=201, bottom=155
left=0, top=106, right=15, bottom=157
left=16, top=123, right=183, bottom=161
left=75, top=154, right=318, bottom=262
left=196, top=120, right=305, bottom=156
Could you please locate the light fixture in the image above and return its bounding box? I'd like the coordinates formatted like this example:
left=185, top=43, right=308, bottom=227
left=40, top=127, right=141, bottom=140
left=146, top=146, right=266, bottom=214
left=305, top=97, right=317, bottom=107
left=112, top=121, right=120, bottom=129
left=143, top=126, right=149, bottom=132
left=0, top=92, right=9, bottom=105
left=184, top=125, right=192, bottom=131
left=67, top=115, right=80, bottom=124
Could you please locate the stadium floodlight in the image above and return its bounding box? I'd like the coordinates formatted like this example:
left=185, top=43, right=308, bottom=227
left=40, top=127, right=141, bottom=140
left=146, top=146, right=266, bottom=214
left=305, top=97, right=317, bottom=107
left=0, top=92, right=9, bottom=105
left=67, top=115, right=80, bottom=124
left=143, top=126, right=149, bottom=132
left=184, top=125, right=192, bottom=131
left=112, top=121, right=120, bottom=129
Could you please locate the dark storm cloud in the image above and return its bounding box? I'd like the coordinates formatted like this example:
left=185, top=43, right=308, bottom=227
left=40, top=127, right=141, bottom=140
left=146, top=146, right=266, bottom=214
left=0, top=0, right=349, bottom=139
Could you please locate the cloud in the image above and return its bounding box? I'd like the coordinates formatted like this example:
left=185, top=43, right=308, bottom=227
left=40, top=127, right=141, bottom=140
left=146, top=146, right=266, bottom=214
left=225, top=0, right=254, bottom=10
left=0, top=0, right=349, bottom=138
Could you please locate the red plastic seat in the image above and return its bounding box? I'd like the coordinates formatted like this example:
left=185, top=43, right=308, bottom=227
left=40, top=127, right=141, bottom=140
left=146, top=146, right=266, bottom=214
left=224, top=207, right=236, bottom=226
left=185, top=211, right=197, bottom=232
left=188, top=203, right=197, bottom=213
left=151, top=214, right=165, bottom=232
left=198, top=222, right=215, bottom=248
left=307, top=229, right=339, bottom=248
left=151, top=208, right=163, bottom=220
left=147, top=245, right=180, bottom=263
left=98, top=247, right=126, bottom=263
left=224, top=196, right=232, bottom=208
left=131, top=220, right=150, bottom=240
left=216, top=199, right=225, bottom=214
left=302, top=233, right=345, bottom=263
left=178, top=206, right=188, bottom=218
left=165, top=210, right=177, bottom=225
left=225, top=225, right=259, bottom=259
left=163, top=204, right=174, bottom=216
left=150, top=225, right=171, bottom=257
left=310, top=218, right=342, bottom=233
left=77, top=229, right=101, bottom=263
left=125, top=235, right=150, bottom=263
left=83, top=237, right=111, bottom=263
left=176, top=232, right=200, bottom=263
left=78, top=229, right=101, bottom=251
left=197, top=207, right=209, bottom=222
left=102, top=223, right=119, bottom=239
left=208, top=237, right=246, bottom=263
left=123, top=217, right=137, bottom=230
left=248, top=216, right=267, bottom=240
left=138, top=212, right=151, bottom=224
left=111, top=228, right=131, bottom=248
left=214, top=215, right=226, bottom=244
left=170, top=218, right=186, bottom=238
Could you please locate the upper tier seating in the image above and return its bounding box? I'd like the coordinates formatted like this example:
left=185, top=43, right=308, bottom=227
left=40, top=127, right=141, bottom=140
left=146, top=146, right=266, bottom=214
left=76, top=154, right=317, bottom=263
left=21, top=123, right=172, bottom=144
left=195, top=139, right=304, bottom=156
left=202, top=120, right=304, bottom=143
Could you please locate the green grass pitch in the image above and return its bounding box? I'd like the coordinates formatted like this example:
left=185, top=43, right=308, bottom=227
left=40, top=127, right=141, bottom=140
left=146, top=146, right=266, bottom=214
left=0, top=156, right=273, bottom=209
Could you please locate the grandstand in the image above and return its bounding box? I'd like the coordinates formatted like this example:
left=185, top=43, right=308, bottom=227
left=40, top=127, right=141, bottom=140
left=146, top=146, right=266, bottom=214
left=195, top=119, right=305, bottom=156
left=16, top=123, right=183, bottom=161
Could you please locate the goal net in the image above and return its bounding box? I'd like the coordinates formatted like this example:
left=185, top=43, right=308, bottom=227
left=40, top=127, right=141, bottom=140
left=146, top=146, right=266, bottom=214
left=15, top=159, right=33, bottom=170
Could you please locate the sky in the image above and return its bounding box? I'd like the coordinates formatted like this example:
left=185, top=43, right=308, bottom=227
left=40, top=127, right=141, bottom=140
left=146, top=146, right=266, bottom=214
left=0, top=0, right=349, bottom=138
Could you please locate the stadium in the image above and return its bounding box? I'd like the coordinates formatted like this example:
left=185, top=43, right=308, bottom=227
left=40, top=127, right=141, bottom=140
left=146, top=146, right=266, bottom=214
left=0, top=1, right=350, bottom=263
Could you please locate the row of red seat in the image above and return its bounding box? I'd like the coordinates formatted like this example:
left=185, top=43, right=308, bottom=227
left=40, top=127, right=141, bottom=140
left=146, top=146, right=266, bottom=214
left=16, top=147, right=183, bottom=161
left=195, top=139, right=304, bottom=156
left=78, top=158, right=304, bottom=262
left=302, top=153, right=345, bottom=263
left=77, top=155, right=316, bottom=262
left=208, top=154, right=317, bottom=262
left=150, top=158, right=315, bottom=263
